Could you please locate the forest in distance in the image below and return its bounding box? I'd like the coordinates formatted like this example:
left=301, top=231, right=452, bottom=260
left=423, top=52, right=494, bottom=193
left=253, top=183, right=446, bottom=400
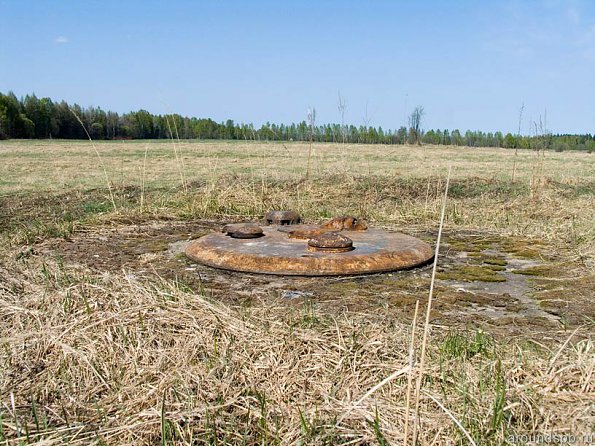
left=1, top=90, right=594, bottom=152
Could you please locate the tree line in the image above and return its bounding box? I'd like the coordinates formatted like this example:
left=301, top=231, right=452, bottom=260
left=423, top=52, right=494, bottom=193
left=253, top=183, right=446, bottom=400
left=1, top=91, right=593, bottom=152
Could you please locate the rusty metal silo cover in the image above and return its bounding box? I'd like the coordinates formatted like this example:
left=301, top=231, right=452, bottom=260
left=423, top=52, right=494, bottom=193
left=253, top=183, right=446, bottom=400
left=185, top=215, right=433, bottom=276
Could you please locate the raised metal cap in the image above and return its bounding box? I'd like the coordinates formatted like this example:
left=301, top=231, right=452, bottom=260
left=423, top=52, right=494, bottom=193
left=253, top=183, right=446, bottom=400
left=222, top=223, right=249, bottom=234
left=307, top=232, right=354, bottom=253
left=226, top=224, right=264, bottom=239
left=265, top=210, right=301, bottom=225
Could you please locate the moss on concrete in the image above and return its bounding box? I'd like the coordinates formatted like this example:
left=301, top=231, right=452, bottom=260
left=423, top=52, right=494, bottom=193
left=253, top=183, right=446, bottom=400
left=437, top=265, right=507, bottom=282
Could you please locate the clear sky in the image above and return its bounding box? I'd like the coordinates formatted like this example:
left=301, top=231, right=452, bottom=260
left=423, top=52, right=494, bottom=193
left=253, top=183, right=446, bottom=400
left=1, top=0, right=594, bottom=134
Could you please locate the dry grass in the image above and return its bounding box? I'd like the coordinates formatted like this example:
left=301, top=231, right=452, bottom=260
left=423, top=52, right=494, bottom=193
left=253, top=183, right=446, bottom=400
left=0, top=140, right=594, bottom=444
left=1, top=255, right=593, bottom=445
left=1, top=140, right=593, bottom=194
left=1, top=251, right=594, bottom=444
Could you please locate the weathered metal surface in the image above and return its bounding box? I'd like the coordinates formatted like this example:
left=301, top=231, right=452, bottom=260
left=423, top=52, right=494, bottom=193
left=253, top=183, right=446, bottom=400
left=277, top=224, right=320, bottom=233
left=287, top=228, right=336, bottom=240
left=307, top=232, right=354, bottom=253
left=265, top=210, right=301, bottom=225
left=186, top=226, right=434, bottom=276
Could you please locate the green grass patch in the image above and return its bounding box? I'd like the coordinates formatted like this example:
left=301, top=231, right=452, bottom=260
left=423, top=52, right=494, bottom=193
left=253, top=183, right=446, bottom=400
left=440, top=329, right=494, bottom=359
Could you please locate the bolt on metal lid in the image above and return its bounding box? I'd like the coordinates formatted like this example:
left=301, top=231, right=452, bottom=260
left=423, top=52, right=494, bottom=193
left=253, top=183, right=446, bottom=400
left=265, top=210, right=301, bottom=225
left=222, top=223, right=248, bottom=234
left=307, top=232, right=354, bottom=253
left=224, top=224, right=264, bottom=239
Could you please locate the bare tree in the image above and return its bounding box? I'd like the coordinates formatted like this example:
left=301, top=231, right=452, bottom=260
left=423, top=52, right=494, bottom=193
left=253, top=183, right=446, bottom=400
left=408, top=105, right=425, bottom=145
left=337, top=91, right=347, bottom=143
left=361, top=101, right=373, bottom=145
left=306, top=107, right=316, bottom=179
left=362, top=100, right=372, bottom=128
left=307, top=107, right=316, bottom=139
left=529, top=109, right=550, bottom=198
left=403, top=93, right=409, bottom=128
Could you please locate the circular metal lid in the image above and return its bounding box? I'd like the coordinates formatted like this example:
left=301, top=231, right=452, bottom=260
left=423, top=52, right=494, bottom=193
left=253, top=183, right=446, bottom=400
left=186, top=226, right=433, bottom=276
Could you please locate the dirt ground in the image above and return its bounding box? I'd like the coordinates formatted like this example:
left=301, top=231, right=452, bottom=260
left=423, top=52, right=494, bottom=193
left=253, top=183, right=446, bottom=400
left=37, top=219, right=593, bottom=341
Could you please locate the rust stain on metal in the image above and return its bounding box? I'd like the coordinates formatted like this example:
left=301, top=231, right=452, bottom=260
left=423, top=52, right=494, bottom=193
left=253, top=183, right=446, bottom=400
left=186, top=225, right=434, bottom=276
left=265, top=210, right=301, bottom=225
left=307, top=232, right=354, bottom=253
left=288, top=228, right=336, bottom=240
left=277, top=224, right=320, bottom=234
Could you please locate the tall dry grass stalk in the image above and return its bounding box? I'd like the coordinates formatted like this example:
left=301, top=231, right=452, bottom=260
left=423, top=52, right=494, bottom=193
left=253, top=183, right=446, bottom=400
left=529, top=115, right=550, bottom=199
left=140, top=144, right=149, bottom=212
left=47, top=134, right=66, bottom=189
left=423, top=177, right=431, bottom=214
left=69, top=108, right=117, bottom=212
left=336, top=367, right=411, bottom=426
left=424, top=391, right=477, bottom=446
left=412, top=165, right=451, bottom=445
left=306, top=142, right=313, bottom=181
left=511, top=103, right=524, bottom=183
left=171, top=113, right=189, bottom=190
left=306, top=107, right=316, bottom=181
left=164, top=114, right=188, bottom=193
left=403, top=299, right=420, bottom=446
left=530, top=149, right=546, bottom=199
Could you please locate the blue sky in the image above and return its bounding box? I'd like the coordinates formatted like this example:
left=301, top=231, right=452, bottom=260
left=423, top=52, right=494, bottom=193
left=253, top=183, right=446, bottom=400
left=1, top=0, right=594, bottom=134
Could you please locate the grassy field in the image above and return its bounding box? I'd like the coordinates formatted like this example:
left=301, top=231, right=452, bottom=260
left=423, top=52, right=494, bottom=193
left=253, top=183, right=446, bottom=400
left=0, top=139, right=594, bottom=445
